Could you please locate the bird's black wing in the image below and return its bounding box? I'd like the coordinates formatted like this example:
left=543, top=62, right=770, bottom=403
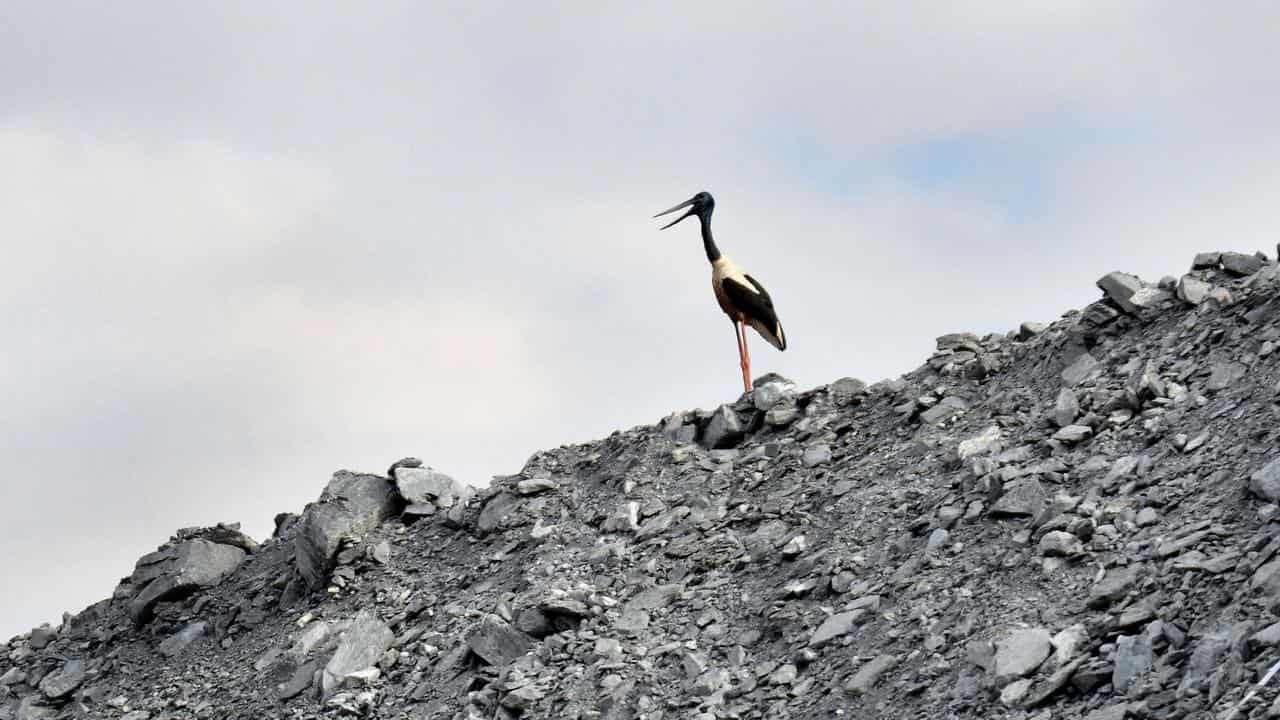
left=722, top=275, right=786, bottom=350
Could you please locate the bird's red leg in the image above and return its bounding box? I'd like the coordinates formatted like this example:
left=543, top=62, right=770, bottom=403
left=737, top=321, right=752, bottom=393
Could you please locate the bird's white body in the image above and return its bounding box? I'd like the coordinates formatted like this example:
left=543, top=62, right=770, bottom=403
left=710, top=256, right=749, bottom=317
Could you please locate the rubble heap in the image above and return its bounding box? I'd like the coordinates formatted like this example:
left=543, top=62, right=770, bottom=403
left=4, top=249, right=1280, bottom=720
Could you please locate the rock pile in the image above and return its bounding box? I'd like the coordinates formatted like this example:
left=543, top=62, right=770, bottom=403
left=4, top=249, right=1280, bottom=720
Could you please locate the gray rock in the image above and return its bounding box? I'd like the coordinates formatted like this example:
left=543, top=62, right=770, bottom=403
left=368, top=540, right=391, bottom=564
left=1053, top=388, right=1079, bottom=428
left=752, top=376, right=796, bottom=410
left=957, top=426, right=1002, bottom=460
left=295, top=471, right=402, bottom=589
left=991, top=479, right=1047, bottom=518
left=515, top=477, right=558, bottom=495
left=1207, top=361, right=1247, bottom=391
left=600, top=501, right=639, bottom=533
left=37, top=659, right=84, bottom=700
left=765, top=401, right=799, bottom=427
left=322, top=611, right=394, bottom=698
left=27, top=626, right=56, bottom=650
left=1222, top=251, right=1263, bottom=276
left=1251, top=459, right=1280, bottom=502
left=1179, top=631, right=1230, bottom=694
left=1250, top=621, right=1280, bottom=651
left=829, top=377, right=868, bottom=405
left=994, top=627, right=1051, bottom=683
left=920, top=396, right=967, bottom=425
left=1061, top=353, right=1100, bottom=386
left=464, top=615, right=533, bottom=667
left=1088, top=566, right=1140, bottom=608
left=1112, top=633, right=1152, bottom=693
left=1052, top=425, right=1093, bottom=444
left=1050, top=624, right=1089, bottom=666
left=808, top=610, right=867, bottom=648
left=15, top=697, right=57, bottom=720
left=702, top=405, right=744, bottom=449
left=0, top=668, right=25, bottom=686
left=801, top=445, right=832, bottom=467
left=1084, top=705, right=1130, bottom=720
left=1097, top=271, right=1144, bottom=313
left=129, top=540, right=246, bottom=623
left=477, top=491, right=521, bottom=534
left=396, top=466, right=465, bottom=506
left=157, top=621, right=207, bottom=657
left=278, top=660, right=317, bottom=700
left=1038, top=531, right=1083, bottom=557
left=926, top=528, right=950, bottom=553
left=690, top=668, right=730, bottom=696
left=999, top=678, right=1032, bottom=707
left=1177, top=275, right=1211, bottom=305
left=1191, top=251, right=1222, bottom=269
left=1018, top=322, right=1048, bottom=340
left=844, top=654, right=897, bottom=696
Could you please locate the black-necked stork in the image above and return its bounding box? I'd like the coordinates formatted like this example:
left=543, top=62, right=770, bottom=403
left=654, top=191, right=786, bottom=394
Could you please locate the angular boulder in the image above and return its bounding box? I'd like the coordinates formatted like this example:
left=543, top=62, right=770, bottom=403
left=394, top=466, right=466, bottom=508
left=465, top=614, right=534, bottom=666
left=129, top=540, right=246, bottom=624
left=321, top=611, right=394, bottom=698
left=1096, top=272, right=1144, bottom=313
left=295, top=471, right=403, bottom=589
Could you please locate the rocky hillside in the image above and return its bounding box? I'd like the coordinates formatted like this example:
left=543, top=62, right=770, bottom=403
left=5, top=250, right=1280, bottom=720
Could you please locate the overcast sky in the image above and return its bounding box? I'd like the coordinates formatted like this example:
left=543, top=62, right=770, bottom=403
left=3, top=3, right=1278, bottom=639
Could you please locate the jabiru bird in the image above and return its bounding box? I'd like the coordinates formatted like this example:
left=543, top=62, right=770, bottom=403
left=654, top=191, right=786, bottom=394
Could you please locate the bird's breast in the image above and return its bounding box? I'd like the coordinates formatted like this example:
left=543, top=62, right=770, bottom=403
left=711, top=258, right=749, bottom=317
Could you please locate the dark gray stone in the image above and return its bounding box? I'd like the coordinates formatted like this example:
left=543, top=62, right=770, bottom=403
left=464, top=615, right=533, bottom=667
left=1222, top=251, right=1263, bottom=276
left=295, top=471, right=402, bottom=589
left=921, top=396, right=968, bottom=425
left=1053, top=388, right=1079, bottom=428
left=322, top=611, right=394, bottom=697
left=808, top=610, right=866, bottom=648
left=158, top=621, right=207, bottom=657
left=129, top=540, right=246, bottom=623
left=1061, top=353, right=1100, bottom=386
left=1207, top=361, right=1247, bottom=391
left=477, top=491, right=521, bottom=534
left=1191, top=251, right=1221, bottom=269
left=844, top=654, right=897, bottom=696
left=278, top=660, right=317, bottom=700
left=1112, top=634, right=1152, bottom=692
left=27, top=626, right=56, bottom=650
left=1052, top=424, right=1092, bottom=444
left=1251, top=459, right=1280, bottom=502
left=830, top=377, right=868, bottom=405
left=991, top=479, right=1047, bottom=518
left=994, top=628, right=1051, bottom=683
left=37, top=659, right=84, bottom=700
left=1097, top=272, right=1144, bottom=313
left=1018, top=322, right=1048, bottom=340
left=1088, top=566, right=1140, bottom=608
left=15, top=697, right=57, bottom=720
left=802, top=445, right=832, bottom=467
left=701, top=405, right=745, bottom=449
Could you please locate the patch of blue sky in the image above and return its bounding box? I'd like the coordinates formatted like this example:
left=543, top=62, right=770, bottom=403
left=763, top=118, right=1152, bottom=221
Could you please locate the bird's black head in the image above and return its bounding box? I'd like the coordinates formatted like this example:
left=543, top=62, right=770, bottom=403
left=654, top=191, right=715, bottom=230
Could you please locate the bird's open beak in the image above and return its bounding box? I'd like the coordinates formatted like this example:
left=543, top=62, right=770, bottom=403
left=653, top=198, right=695, bottom=230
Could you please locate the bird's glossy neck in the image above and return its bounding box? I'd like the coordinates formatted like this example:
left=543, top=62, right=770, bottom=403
left=699, top=213, right=721, bottom=263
